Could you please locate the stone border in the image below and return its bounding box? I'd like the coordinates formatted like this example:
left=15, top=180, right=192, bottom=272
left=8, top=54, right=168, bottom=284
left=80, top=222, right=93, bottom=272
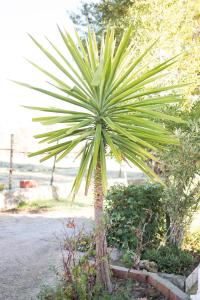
left=0, top=186, right=62, bottom=210
left=185, top=263, right=200, bottom=293
left=111, top=265, right=189, bottom=300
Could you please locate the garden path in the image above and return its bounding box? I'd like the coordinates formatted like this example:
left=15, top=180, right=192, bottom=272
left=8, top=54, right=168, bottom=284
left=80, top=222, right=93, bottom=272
left=0, top=212, right=93, bottom=300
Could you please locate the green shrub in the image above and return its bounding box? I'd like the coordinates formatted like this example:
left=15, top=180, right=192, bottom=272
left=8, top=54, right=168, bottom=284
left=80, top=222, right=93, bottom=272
left=142, top=245, right=194, bottom=275
left=0, top=183, right=5, bottom=191
left=105, top=183, right=165, bottom=250
left=122, top=250, right=137, bottom=268
left=182, top=231, right=200, bottom=254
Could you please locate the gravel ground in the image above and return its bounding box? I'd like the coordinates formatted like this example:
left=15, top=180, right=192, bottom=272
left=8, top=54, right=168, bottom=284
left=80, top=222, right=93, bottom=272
left=0, top=212, right=93, bottom=300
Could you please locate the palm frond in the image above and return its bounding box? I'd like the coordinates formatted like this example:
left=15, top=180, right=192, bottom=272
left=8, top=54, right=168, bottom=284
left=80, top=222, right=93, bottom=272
left=16, top=25, right=187, bottom=196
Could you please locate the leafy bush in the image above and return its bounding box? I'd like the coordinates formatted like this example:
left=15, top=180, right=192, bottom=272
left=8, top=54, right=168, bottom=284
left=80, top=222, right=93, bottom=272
left=38, top=220, right=100, bottom=300
left=121, top=250, right=137, bottom=268
left=142, top=245, right=194, bottom=275
left=38, top=219, right=158, bottom=300
left=182, top=231, right=200, bottom=254
left=160, top=116, right=200, bottom=246
left=105, top=183, right=165, bottom=250
left=64, top=228, right=95, bottom=254
left=0, top=183, right=5, bottom=191
left=38, top=275, right=163, bottom=300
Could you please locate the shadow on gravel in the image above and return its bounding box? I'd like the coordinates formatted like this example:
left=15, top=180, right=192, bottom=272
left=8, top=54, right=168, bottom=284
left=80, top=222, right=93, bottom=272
left=0, top=213, right=93, bottom=300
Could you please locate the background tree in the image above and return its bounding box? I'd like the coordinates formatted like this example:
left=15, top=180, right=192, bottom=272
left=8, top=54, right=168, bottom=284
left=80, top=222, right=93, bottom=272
left=16, top=26, right=185, bottom=291
left=70, top=0, right=200, bottom=106
left=70, top=0, right=200, bottom=248
left=160, top=103, right=200, bottom=246
left=70, top=0, right=133, bottom=38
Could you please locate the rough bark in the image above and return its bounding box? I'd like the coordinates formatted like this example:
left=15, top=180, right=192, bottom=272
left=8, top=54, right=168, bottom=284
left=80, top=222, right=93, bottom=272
left=166, top=214, right=184, bottom=247
left=166, top=213, right=171, bottom=238
left=168, top=221, right=184, bottom=247
left=94, top=159, right=113, bottom=293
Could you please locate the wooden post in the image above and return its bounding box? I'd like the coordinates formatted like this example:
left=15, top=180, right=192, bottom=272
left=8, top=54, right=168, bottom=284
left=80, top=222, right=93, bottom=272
left=50, top=141, right=58, bottom=186
left=50, top=142, right=60, bottom=200
left=118, top=163, right=122, bottom=178
left=50, top=154, right=56, bottom=186
left=8, top=134, right=14, bottom=190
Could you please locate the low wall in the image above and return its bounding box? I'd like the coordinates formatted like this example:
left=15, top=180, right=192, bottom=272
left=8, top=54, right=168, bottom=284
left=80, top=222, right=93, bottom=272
left=111, top=265, right=190, bottom=300
left=186, top=263, right=200, bottom=293
left=0, top=184, right=71, bottom=210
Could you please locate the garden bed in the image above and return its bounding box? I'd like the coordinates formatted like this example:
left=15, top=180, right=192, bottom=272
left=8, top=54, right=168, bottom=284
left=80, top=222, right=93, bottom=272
left=111, top=265, right=189, bottom=300
left=38, top=275, right=168, bottom=300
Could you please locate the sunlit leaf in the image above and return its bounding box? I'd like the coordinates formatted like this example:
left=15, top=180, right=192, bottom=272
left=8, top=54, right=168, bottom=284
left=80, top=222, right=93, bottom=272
left=15, top=25, right=186, bottom=196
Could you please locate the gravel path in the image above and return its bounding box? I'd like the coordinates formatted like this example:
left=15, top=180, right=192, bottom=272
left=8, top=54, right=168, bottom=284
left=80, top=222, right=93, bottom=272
left=0, top=212, right=92, bottom=300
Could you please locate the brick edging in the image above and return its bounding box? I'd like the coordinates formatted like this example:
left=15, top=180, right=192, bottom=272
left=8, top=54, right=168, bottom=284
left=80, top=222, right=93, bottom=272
left=111, top=265, right=189, bottom=300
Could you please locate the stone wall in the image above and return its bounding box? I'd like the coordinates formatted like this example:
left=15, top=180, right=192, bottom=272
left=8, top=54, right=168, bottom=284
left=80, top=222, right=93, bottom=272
left=0, top=184, right=71, bottom=210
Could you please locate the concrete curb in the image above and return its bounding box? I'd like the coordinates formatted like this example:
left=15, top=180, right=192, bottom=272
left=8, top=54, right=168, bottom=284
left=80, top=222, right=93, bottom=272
left=111, top=265, right=190, bottom=300
left=186, top=263, right=200, bottom=293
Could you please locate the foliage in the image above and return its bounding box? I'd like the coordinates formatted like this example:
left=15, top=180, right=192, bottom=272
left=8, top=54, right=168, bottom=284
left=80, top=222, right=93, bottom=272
left=37, top=220, right=98, bottom=300
left=182, top=231, right=200, bottom=254
left=105, top=184, right=165, bottom=250
left=160, top=114, right=200, bottom=246
left=64, top=224, right=95, bottom=254
left=121, top=249, right=137, bottom=269
left=15, top=27, right=182, bottom=194
left=17, top=24, right=186, bottom=291
left=37, top=283, right=70, bottom=300
left=73, top=233, right=95, bottom=253
left=37, top=221, right=152, bottom=300
left=70, top=0, right=200, bottom=106
left=70, top=0, right=133, bottom=39
left=55, top=220, right=100, bottom=300
left=38, top=277, right=163, bottom=300
left=37, top=258, right=99, bottom=300
left=16, top=26, right=185, bottom=197
left=0, top=183, right=5, bottom=191
left=37, top=220, right=164, bottom=300
left=142, top=245, right=194, bottom=275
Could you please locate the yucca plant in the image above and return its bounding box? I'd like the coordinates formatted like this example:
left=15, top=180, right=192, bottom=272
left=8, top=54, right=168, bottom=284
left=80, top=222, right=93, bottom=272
left=15, top=26, right=186, bottom=292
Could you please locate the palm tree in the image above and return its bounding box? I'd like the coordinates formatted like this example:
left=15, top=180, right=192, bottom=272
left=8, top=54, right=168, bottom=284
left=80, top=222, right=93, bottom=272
left=16, top=26, right=186, bottom=292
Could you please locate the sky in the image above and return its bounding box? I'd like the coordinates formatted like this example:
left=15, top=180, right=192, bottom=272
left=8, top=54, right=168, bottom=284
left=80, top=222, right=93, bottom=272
left=0, top=0, right=141, bottom=174
left=0, top=0, right=90, bottom=143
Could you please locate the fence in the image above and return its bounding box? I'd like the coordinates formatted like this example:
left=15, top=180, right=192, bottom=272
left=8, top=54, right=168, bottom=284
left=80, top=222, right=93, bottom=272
left=0, top=134, right=80, bottom=190
left=0, top=134, right=146, bottom=193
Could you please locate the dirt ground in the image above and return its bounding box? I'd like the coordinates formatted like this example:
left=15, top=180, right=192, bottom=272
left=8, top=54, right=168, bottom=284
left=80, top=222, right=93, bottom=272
left=0, top=212, right=93, bottom=300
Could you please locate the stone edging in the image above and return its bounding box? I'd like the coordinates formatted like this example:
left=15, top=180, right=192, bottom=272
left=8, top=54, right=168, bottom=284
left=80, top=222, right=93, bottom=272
left=185, top=263, right=200, bottom=293
left=111, top=265, right=189, bottom=300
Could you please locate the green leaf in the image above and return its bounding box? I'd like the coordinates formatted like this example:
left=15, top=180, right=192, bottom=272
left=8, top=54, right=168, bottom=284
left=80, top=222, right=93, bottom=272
left=129, top=107, right=186, bottom=123
left=85, top=155, right=94, bottom=196
left=16, top=26, right=186, bottom=196
left=92, top=58, right=104, bottom=86
left=28, top=34, right=89, bottom=97
left=13, top=80, right=95, bottom=113
left=46, top=37, right=92, bottom=97
left=109, top=40, right=158, bottom=94
left=71, top=142, right=93, bottom=196
left=103, top=130, right=122, bottom=162
left=28, top=141, right=71, bottom=157
left=104, top=117, right=157, bottom=151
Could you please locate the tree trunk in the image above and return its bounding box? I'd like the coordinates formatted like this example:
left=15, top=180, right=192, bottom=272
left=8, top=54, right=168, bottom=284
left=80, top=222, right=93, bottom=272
left=166, top=213, right=171, bottom=239
left=165, top=215, right=184, bottom=247
left=168, top=221, right=184, bottom=247
left=94, top=159, right=112, bottom=293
